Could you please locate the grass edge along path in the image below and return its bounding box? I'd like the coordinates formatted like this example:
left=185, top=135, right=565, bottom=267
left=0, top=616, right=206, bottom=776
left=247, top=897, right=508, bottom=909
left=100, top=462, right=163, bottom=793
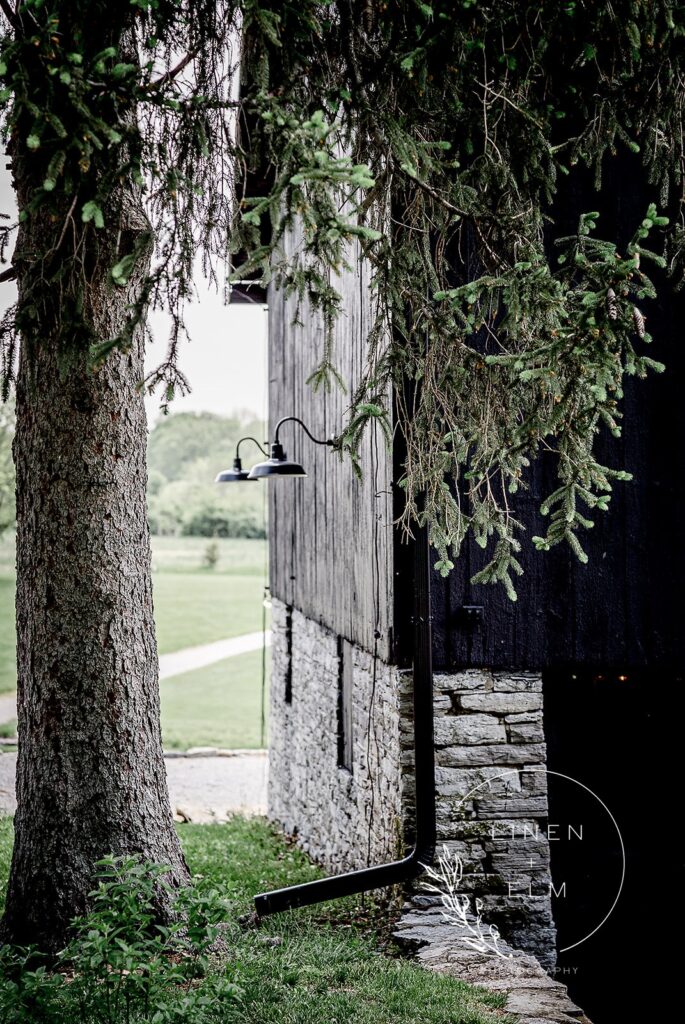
left=0, top=535, right=270, bottom=694
left=161, top=648, right=269, bottom=751
left=0, top=816, right=512, bottom=1024
left=0, top=647, right=271, bottom=748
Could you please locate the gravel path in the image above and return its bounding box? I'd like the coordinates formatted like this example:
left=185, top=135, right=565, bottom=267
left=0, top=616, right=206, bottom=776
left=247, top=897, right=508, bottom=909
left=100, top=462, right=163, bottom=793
left=0, top=635, right=271, bottom=817
left=0, top=751, right=268, bottom=820
left=159, top=630, right=271, bottom=681
left=0, top=752, right=14, bottom=813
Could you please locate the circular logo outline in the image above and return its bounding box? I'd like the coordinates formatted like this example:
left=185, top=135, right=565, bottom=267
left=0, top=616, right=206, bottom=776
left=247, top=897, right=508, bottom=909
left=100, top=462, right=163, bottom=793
left=455, top=766, right=626, bottom=953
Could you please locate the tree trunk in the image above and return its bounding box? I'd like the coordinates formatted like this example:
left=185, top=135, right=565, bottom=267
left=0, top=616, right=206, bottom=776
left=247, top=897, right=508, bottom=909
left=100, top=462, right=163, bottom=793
left=0, top=186, right=190, bottom=949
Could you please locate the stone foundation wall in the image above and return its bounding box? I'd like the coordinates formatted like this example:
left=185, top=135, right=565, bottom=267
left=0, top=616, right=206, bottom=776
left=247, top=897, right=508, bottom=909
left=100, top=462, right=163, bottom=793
left=268, top=598, right=404, bottom=871
left=269, top=603, right=555, bottom=966
left=395, top=903, right=586, bottom=1023
left=402, top=669, right=556, bottom=967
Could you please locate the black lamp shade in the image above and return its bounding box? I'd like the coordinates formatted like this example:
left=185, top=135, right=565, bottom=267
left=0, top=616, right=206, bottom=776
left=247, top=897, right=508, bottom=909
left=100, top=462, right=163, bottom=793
left=215, top=457, right=256, bottom=483
left=247, top=442, right=307, bottom=479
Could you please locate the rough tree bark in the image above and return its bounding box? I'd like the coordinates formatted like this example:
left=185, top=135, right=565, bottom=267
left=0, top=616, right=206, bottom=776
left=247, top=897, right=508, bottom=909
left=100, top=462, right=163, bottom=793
left=0, top=174, right=190, bottom=950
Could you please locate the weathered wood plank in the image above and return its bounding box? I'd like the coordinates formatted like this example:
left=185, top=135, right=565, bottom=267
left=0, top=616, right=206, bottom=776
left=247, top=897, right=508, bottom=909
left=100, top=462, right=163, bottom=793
left=271, top=161, right=684, bottom=674
left=268, top=230, right=394, bottom=660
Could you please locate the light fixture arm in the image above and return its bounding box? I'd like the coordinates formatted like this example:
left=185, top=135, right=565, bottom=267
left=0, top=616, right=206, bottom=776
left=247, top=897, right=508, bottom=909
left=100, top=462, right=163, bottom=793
left=273, top=416, right=335, bottom=448
left=236, top=436, right=268, bottom=459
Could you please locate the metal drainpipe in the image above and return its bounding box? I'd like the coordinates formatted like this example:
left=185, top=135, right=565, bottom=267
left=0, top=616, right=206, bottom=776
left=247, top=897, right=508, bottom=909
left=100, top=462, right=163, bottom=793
left=253, top=502, right=436, bottom=916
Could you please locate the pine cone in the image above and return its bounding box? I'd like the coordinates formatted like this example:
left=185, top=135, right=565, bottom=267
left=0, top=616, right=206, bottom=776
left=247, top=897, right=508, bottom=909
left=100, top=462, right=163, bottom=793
left=633, top=306, right=646, bottom=339
left=606, top=288, right=618, bottom=320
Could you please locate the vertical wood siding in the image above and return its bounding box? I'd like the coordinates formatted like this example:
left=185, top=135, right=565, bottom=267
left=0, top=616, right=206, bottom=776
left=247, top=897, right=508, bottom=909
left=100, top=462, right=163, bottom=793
left=430, top=312, right=685, bottom=672
left=268, top=229, right=395, bottom=660
left=427, top=164, right=685, bottom=672
left=270, top=162, right=684, bottom=673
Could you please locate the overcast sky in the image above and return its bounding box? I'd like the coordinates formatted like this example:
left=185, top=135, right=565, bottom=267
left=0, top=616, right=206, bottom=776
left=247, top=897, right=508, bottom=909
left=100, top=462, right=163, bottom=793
left=0, top=161, right=267, bottom=427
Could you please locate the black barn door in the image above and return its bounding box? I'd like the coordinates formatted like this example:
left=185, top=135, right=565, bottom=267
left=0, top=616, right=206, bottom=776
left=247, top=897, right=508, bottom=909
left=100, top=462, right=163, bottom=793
left=544, top=667, right=683, bottom=1022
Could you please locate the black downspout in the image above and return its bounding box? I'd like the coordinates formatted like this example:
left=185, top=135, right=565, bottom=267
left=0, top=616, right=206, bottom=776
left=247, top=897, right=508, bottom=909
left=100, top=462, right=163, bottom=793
left=253, top=503, right=436, bottom=916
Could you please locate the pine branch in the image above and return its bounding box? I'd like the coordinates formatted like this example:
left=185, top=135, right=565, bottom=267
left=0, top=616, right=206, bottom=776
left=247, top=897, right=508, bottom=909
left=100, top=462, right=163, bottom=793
left=399, top=166, right=468, bottom=218
left=0, top=0, right=679, bottom=598
left=0, top=266, right=16, bottom=284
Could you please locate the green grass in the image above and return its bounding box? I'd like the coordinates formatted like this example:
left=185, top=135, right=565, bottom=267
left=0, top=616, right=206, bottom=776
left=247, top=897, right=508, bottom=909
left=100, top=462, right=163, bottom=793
left=0, top=649, right=269, bottom=750
left=151, top=535, right=267, bottom=576
left=0, top=536, right=13, bottom=575
left=0, top=816, right=10, bottom=910
left=0, top=534, right=269, bottom=692
left=0, top=817, right=509, bottom=1024
left=154, top=573, right=267, bottom=655
left=161, top=649, right=269, bottom=750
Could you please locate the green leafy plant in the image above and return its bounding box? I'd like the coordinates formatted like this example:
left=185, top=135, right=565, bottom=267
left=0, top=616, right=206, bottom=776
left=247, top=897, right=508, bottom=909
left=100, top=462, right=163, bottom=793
left=0, top=855, right=241, bottom=1024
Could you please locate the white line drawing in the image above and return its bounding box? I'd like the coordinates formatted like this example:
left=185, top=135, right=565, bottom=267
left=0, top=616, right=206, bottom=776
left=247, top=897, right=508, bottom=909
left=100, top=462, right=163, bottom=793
left=422, top=845, right=513, bottom=959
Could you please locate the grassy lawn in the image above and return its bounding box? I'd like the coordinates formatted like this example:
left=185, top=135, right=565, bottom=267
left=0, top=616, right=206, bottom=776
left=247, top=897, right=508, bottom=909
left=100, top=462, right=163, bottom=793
left=0, top=534, right=269, bottom=692
left=0, top=816, right=509, bottom=1024
left=151, top=535, right=267, bottom=576
left=154, top=573, right=267, bottom=654
left=0, top=648, right=269, bottom=749
left=161, top=649, right=269, bottom=750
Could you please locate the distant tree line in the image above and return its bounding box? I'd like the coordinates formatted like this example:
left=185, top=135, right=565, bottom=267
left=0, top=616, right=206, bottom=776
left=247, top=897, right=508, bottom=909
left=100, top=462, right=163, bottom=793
left=147, top=410, right=266, bottom=539
left=0, top=408, right=267, bottom=540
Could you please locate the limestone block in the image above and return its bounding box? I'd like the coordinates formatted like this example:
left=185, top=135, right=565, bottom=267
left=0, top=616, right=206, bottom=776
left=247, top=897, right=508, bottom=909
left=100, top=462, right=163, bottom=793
left=507, top=720, right=546, bottom=744
left=434, top=670, right=494, bottom=692
left=492, top=672, right=543, bottom=693
left=432, top=693, right=453, bottom=715
left=436, top=743, right=547, bottom=768
left=435, top=766, right=522, bottom=798
left=432, top=839, right=488, bottom=864
left=482, top=820, right=550, bottom=846
left=434, top=713, right=507, bottom=747
left=489, top=848, right=551, bottom=873
left=520, top=770, right=548, bottom=795
left=475, top=795, right=549, bottom=819
left=458, top=693, right=543, bottom=714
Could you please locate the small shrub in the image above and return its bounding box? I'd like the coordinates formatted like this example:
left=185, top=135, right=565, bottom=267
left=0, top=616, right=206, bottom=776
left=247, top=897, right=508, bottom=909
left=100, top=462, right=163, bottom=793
left=0, top=856, right=241, bottom=1024
left=202, top=541, right=220, bottom=570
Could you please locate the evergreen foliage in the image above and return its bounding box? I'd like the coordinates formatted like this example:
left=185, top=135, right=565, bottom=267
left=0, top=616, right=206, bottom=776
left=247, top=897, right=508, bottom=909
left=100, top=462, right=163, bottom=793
left=0, top=0, right=243, bottom=400
left=234, top=1, right=685, bottom=596
left=1, top=1, right=684, bottom=594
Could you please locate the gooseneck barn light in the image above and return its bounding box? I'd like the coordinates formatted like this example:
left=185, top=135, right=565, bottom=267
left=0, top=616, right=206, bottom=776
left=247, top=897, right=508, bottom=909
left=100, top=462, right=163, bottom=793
left=215, top=436, right=267, bottom=483
left=247, top=416, right=336, bottom=479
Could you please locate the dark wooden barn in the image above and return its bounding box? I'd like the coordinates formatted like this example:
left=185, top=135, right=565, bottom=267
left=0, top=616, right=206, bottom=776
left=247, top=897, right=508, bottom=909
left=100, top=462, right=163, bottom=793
left=265, top=169, right=684, bottom=1021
